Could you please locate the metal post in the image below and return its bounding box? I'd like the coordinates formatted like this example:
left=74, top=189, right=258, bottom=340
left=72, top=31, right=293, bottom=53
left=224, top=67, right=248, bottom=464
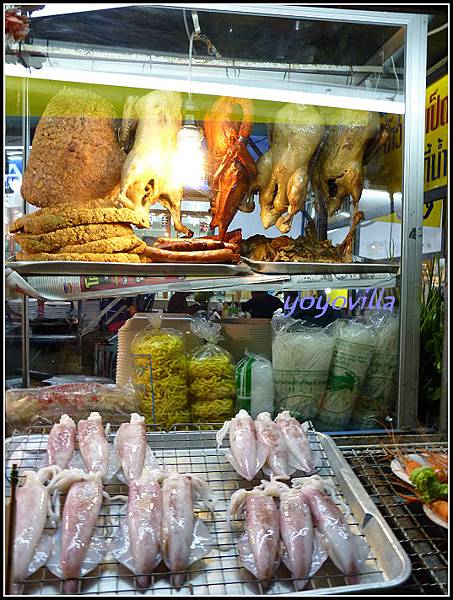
left=21, top=294, right=31, bottom=387
left=21, top=77, right=31, bottom=388
left=397, top=14, right=428, bottom=429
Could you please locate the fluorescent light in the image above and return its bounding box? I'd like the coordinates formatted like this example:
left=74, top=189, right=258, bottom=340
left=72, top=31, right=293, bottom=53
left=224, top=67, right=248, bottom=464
left=4, top=64, right=405, bottom=115
left=30, top=4, right=134, bottom=18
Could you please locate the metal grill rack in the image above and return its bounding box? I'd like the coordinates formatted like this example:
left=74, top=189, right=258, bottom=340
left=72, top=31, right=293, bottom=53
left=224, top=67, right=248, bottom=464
left=338, top=440, right=448, bottom=595
left=6, top=424, right=410, bottom=596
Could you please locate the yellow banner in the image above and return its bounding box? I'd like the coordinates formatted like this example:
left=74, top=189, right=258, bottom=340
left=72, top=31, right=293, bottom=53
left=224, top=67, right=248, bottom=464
left=425, top=74, right=448, bottom=192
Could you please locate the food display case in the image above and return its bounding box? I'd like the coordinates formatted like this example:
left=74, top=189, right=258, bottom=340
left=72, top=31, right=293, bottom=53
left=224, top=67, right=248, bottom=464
left=4, top=3, right=447, bottom=597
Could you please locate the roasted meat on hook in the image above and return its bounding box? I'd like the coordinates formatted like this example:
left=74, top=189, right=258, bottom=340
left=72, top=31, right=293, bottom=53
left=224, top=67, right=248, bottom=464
left=204, top=96, right=257, bottom=240
left=250, top=103, right=324, bottom=233
left=311, top=108, right=383, bottom=217
left=117, top=90, right=192, bottom=235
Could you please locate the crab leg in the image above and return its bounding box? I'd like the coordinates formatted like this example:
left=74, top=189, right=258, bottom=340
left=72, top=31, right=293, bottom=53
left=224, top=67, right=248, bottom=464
left=115, top=413, right=147, bottom=482
left=78, top=412, right=110, bottom=476
left=47, top=415, right=76, bottom=469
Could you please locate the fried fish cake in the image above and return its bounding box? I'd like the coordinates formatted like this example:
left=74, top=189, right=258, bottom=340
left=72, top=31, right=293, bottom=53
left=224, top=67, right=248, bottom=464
left=56, top=235, right=146, bottom=255
left=9, top=206, right=149, bottom=234
left=15, top=223, right=133, bottom=254
left=16, top=251, right=142, bottom=263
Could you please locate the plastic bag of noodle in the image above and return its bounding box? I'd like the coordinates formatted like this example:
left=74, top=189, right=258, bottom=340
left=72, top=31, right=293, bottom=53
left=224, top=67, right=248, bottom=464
left=316, top=319, right=376, bottom=431
left=130, top=311, right=190, bottom=429
left=272, top=316, right=334, bottom=422
left=188, top=317, right=236, bottom=423
left=349, top=310, right=399, bottom=429
left=235, top=352, right=274, bottom=419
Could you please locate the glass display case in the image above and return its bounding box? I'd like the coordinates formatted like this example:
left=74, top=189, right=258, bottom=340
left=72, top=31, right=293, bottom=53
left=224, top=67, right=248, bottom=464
left=5, top=4, right=429, bottom=433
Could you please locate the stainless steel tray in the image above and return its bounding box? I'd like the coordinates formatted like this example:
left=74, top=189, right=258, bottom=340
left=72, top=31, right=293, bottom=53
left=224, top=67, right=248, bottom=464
left=5, top=259, right=251, bottom=277
left=241, top=257, right=400, bottom=275
left=5, top=426, right=411, bottom=596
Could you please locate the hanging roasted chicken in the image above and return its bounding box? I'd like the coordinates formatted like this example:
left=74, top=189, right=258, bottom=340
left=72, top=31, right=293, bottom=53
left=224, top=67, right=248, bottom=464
left=204, top=97, right=257, bottom=240
left=311, top=107, right=387, bottom=217
left=117, top=90, right=192, bottom=236
left=247, top=103, right=325, bottom=234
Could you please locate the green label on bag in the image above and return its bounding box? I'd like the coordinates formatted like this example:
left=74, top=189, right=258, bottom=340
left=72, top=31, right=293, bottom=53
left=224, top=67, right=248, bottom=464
left=236, top=356, right=256, bottom=412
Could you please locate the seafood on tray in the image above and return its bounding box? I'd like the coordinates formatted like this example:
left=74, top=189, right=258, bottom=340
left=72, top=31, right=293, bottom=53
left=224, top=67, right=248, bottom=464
left=204, top=96, right=257, bottom=240
left=241, top=210, right=364, bottom=263
left=47, top=414, right=77, bottom=470
left=111, top=469, right=217, bottom=589
left=46, top=468, right=108, bottom=594
left=10, top=467, right=60, bottom=593
left=77, top=412, right=110, bottom=477
left=217, top=409, right=316, bottom=480
left=113, top=412, right=147, bottom=483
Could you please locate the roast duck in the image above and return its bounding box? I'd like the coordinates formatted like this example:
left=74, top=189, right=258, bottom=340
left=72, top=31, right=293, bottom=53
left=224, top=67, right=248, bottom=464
left=204, top=97, right=257, bottom=240
left=311, top=107, right=387, bottom=217
left=248, top=103, right=325, bottom=234
left=116, top=90, right=192, bottom=236
left=241, top=210, right=365, bottom=264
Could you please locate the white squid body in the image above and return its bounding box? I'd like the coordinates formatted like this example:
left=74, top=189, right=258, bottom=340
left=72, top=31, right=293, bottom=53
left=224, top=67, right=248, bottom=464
left=254, top=412, right=293, bottom=479
left=12, top=468, right=57, bottom=582
left=217, top=409, right=267, bottom=481
left=47, top=414, right=76, bottom=469
left=78, top=412, right=110, bottom=477
left=298, top=476, right=366, bottom=583
left=274, top=411, right=315, bottom=474
left=115, top=413, right=147, bottom=482
left=127, top=467, right=163, bottom=588
left=161, top=471, right=215, bottom=589
left=56, top=470, right=104, bottom=593
left=230, top=485, right=280, bottom=582
left=278, top=485, right=318, bottom=589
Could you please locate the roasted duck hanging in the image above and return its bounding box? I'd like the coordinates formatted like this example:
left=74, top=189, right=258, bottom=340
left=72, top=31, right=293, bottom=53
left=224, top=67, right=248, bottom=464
left=117, top=90, right=192, bottom=236
left=311, top=107, right=386, bottom=217
left=204, top=97, right=257, bottom=240
left=248, top=103, right=325, bottom=234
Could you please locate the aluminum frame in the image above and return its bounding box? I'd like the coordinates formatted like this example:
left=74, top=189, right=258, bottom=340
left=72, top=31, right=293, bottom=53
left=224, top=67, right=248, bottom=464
left=9, top=4, right=428, bottom=428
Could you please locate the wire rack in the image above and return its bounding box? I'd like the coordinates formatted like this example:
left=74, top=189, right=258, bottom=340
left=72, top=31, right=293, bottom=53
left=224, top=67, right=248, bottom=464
left=338, top=440, right=448, bottom=596
left=6, top=424, right=408, bottom=596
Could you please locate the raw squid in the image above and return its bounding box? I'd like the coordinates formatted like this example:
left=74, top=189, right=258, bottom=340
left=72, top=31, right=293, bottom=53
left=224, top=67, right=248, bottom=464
left=47, top=414, right=76, bottom=469
left=111, top=467, right=164, bottom=588
left=267, top=479, right=327, bottom=589
left=229, top=482, right=281, bottom=582
left=11, top=467, right=59, bottom=587
left=114, top=413, right=147, bottom=482
left=77, top=412, right=110, bottom=477
left=216, top=409, right=267, bottom=481
left=161, top=471, right=216, bottom=589
left=295, top=475, right=369, bottom=584
left=274, top=411, right=315, bottom=474
left=254, top=412, right=293, bottom=479
left=47, top=469, right=105, bottom=594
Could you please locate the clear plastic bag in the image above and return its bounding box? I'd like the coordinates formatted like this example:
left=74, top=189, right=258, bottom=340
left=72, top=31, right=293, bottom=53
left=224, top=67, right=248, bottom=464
left=188, top=317, right=236, bottom=423
left=316, top=319, right=377, bottom=431
left=272, top=317, right=334, bottom=422
left=5, top=382, right=139, bottom=430
left=130, top=311, right=190, bottom=429
left=349, top=310, right=399, bottom=429
left=235, top=352, right=274, bottom=418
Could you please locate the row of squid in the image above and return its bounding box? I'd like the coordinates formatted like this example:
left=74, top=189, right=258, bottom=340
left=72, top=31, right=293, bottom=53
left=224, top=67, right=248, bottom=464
left=10, top=410, right=369, bottom=592
left=118, top=91, right=387, bottom=240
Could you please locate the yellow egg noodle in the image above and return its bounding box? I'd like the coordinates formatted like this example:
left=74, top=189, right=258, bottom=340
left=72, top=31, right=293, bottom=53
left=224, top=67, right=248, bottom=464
left=131, top=328, right=190, bottom=429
